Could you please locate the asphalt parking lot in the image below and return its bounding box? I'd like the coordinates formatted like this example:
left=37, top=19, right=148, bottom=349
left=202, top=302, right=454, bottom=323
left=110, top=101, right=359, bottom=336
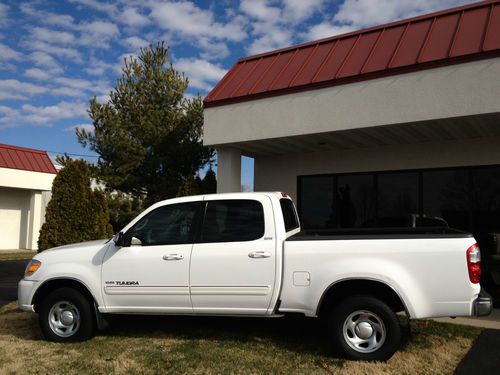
left=0, top=260, right=29, bottom=307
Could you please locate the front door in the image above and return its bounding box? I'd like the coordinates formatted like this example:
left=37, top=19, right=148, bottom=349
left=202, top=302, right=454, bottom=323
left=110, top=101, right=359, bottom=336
left=101, top=201, right=202, bottom=313
left=190, top=197, right=277, bottom=315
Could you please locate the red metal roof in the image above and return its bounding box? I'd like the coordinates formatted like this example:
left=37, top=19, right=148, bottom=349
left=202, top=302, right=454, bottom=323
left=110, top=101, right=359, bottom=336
left=0, top=144, right=57, bottom=174
left=205, top=0, right=500, bottom=108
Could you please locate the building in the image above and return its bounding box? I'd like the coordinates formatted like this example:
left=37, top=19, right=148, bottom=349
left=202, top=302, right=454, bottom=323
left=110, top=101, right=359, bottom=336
left=0, top=144, right=56, bottom=250
left=204, top=1, right=500, bottom=301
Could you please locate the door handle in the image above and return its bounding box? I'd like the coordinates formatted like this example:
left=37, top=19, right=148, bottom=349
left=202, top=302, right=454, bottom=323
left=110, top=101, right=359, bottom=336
left=248, top=251, right=271, bottom=259
left=162, top=254, right=184, bottom=261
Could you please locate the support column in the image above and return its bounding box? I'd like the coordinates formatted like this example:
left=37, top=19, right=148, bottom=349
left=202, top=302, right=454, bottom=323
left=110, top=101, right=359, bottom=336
left=28, top=191, right=42, bottom=250
left=217, top=148, right=241, bottom=193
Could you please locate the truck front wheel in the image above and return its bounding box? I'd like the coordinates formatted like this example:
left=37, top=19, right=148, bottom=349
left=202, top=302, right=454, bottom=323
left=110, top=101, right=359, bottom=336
left=39, top=287, right=95, bottom=342
left=329, top=295, right=401, bottom=361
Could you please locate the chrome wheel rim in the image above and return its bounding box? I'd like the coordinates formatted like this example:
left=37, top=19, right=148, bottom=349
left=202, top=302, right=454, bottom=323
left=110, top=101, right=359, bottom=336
left=48, top=301, right=80, bottom=338
left=343, top=310, right=386, bottom=353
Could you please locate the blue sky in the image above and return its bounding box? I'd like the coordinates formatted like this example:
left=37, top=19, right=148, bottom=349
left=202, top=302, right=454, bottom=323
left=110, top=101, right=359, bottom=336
left=0, top=0, right=476, bottom=189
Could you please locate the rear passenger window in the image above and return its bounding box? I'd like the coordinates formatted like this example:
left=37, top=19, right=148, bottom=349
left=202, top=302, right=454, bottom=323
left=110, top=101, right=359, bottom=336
left=280, top=198, right=299, bottom=232
left=201, top=200, right=264, bottom=242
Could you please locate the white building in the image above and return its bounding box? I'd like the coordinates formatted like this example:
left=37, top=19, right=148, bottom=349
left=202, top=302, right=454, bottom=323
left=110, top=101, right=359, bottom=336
left=0, top=144, right=56, bottom=250
left=204, top=2, right=500, bottom=301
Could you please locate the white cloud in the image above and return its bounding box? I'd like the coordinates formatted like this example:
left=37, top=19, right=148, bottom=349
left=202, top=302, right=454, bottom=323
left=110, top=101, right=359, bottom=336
left=0, top=3, right=9, bottom=27
left=20, top=4, right=77, bottom=29
left=122, top=36, right=149, bottom=50
left=24, top=68, right=51, bottom=80
left=29, top=51, right=63, bottom=74
left=68, top=0, right=118, bottom=17
left=78, top=20, right=120, bottom=48
left=30, top=26, right=76, bottom=45
left=240, top=0, right=325, bottom=55
left=246, top=22, right=292, bottom=55
left=120, top=8, right=151, bottom=27
left=0, top=79, right=48, bottom=100
left=174, top=58, right=227, bottom=92
left=240, top=0, right=281, bottom=22
left=282, top=0, right=325, bottom=23
left=20, top=101, right=88, bottom=125
left=150, top=1, right=246, bottom=41
left=65, top=123, right=94, bottom=132
left=26, top=40, right=82, bottom=61
left=0, top=43, right=22, bottom=62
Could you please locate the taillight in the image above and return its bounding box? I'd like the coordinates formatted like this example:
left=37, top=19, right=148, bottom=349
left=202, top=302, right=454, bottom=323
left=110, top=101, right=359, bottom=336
left=466, top=243, right=481, bottom=284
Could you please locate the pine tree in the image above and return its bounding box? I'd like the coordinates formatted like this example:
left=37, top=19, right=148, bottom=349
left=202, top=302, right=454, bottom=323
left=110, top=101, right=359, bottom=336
left=38, top=159, right=114, bottom=251
left=77, top=42, right=214, bottom=206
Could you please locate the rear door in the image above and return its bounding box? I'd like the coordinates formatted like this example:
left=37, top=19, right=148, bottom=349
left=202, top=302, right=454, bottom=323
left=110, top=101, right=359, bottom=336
left=190, top=196, right=276, bottom=314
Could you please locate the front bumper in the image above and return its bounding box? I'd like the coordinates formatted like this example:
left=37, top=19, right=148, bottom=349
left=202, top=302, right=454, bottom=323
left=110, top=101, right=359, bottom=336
left=18, top=279, right=37, bottom=312
left=473, top=289, right=493, bottom=317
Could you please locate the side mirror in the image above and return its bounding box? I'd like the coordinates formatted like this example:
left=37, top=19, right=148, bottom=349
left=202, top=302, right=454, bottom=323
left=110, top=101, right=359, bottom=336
left=113, top=232, right=124, bottom=247
left=130, top=237, right=142, bottom=246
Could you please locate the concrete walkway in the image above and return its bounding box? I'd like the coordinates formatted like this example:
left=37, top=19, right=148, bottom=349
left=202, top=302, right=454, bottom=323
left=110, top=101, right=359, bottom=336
left=432, top=309, right=500, bottom=330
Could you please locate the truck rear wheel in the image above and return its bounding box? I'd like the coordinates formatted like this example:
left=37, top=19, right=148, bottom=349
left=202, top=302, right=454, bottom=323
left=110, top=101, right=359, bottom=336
left=38, top=287, right=95, bottom=342
left=329, top=295, right=401, bottom=361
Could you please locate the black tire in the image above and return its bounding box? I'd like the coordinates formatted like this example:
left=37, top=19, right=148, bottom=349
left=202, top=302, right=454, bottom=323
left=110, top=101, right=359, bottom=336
left=328, top=295, right=401, bottom=361
left=38, top=287, right=95, bottom=342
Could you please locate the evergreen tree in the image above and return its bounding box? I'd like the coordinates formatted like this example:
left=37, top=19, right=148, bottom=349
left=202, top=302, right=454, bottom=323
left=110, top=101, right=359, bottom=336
left=106, top=192, right=143, bottom=233
left=200, top=168, right=217, bottom=194
left=77, top=42, right=214, bottom=205
left=38, top=159, right=113, bottom=251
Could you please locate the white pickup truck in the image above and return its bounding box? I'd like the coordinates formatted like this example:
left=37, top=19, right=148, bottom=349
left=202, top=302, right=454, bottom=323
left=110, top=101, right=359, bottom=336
left=18, top=192, right=492, bottom=360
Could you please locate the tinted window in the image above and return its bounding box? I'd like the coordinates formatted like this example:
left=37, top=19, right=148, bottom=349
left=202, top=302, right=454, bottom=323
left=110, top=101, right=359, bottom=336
left=377, top=172, right=419, bottom=221
left=337, top=174, right=376, bottom=228
left=422, top=169, right=469, bottom=230
left=127, top=202, right=200, bottom=246
left=299, top=176, right=335, bottom=229
left=201, top=200, right=264, bottom=242
left=280, top=198, right=299, bottom=231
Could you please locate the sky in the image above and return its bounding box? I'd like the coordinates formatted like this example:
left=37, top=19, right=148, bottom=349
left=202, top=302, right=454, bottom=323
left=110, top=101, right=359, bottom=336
left=0, top=0, right=479, bottom=189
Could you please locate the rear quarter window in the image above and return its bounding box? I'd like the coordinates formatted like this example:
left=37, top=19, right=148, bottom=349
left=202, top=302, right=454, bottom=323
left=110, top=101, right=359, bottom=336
left=280, top=198, right=299, bottom=232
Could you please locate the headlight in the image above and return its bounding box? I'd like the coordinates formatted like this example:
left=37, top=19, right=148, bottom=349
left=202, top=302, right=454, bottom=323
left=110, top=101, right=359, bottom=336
left=25, top=260, right=42, bottom=277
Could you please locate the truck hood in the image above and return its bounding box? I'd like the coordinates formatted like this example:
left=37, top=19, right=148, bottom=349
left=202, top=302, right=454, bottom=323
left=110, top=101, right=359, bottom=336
left=34, top=239, right=112, bottom=264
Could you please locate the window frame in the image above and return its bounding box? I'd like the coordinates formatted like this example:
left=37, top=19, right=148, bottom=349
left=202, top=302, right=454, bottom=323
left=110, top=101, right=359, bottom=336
left=280, top=198, right=300, bottom=232
left=197, top=199, right=266, bottom=244
left=123, top=201, right=205, bottom=247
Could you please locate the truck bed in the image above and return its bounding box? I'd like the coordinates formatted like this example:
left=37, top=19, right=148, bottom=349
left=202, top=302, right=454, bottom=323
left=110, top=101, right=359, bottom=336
left=287, top=227, right=473, bottom=241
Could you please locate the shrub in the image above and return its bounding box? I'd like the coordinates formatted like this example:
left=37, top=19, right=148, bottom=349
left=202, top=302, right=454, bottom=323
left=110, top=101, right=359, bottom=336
left=38, top=159, right=113, bottom=251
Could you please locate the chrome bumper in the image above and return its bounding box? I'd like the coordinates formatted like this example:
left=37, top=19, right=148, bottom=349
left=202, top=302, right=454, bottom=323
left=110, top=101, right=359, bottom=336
left=473, top=289, right=493, bottom=317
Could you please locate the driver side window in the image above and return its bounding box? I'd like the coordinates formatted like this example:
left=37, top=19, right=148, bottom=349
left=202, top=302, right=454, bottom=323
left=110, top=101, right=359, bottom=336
left=126, top=202, right=201, bottom=246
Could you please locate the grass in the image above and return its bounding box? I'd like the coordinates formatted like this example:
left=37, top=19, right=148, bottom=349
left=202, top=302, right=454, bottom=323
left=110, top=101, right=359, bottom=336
left=0, top=302, right=481, bottom=375
left=0, top=251, right=36, bottom=261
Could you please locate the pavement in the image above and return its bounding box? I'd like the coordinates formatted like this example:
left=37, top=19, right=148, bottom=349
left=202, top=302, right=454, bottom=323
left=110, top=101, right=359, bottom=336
left=432, top=309, right=500, bottom=330
left=454, top=329, right=500, bottom=375
left=0, top=259, right=29, bottom=307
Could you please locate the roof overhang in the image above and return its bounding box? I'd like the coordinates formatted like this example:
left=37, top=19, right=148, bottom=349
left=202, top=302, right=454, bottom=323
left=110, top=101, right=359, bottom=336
left=204, top=58, right=500, bottom=149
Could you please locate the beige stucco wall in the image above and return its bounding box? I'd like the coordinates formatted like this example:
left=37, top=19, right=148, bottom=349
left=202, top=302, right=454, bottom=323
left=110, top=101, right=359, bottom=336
left=0, top=187, right=32, bottom=249
left=0, top=167, right=55, bottom=191
left=254, top=136, right=500, bottom=202
left=0, top=168, right=55, bottom=250
left=205, top=58, right=500, bottom=146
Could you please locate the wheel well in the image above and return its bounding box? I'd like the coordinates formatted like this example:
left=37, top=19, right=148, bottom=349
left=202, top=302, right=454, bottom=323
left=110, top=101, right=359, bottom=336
left=32, top=279, right=97, bottom=313
left=317, top=279, right=406, bottom=317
